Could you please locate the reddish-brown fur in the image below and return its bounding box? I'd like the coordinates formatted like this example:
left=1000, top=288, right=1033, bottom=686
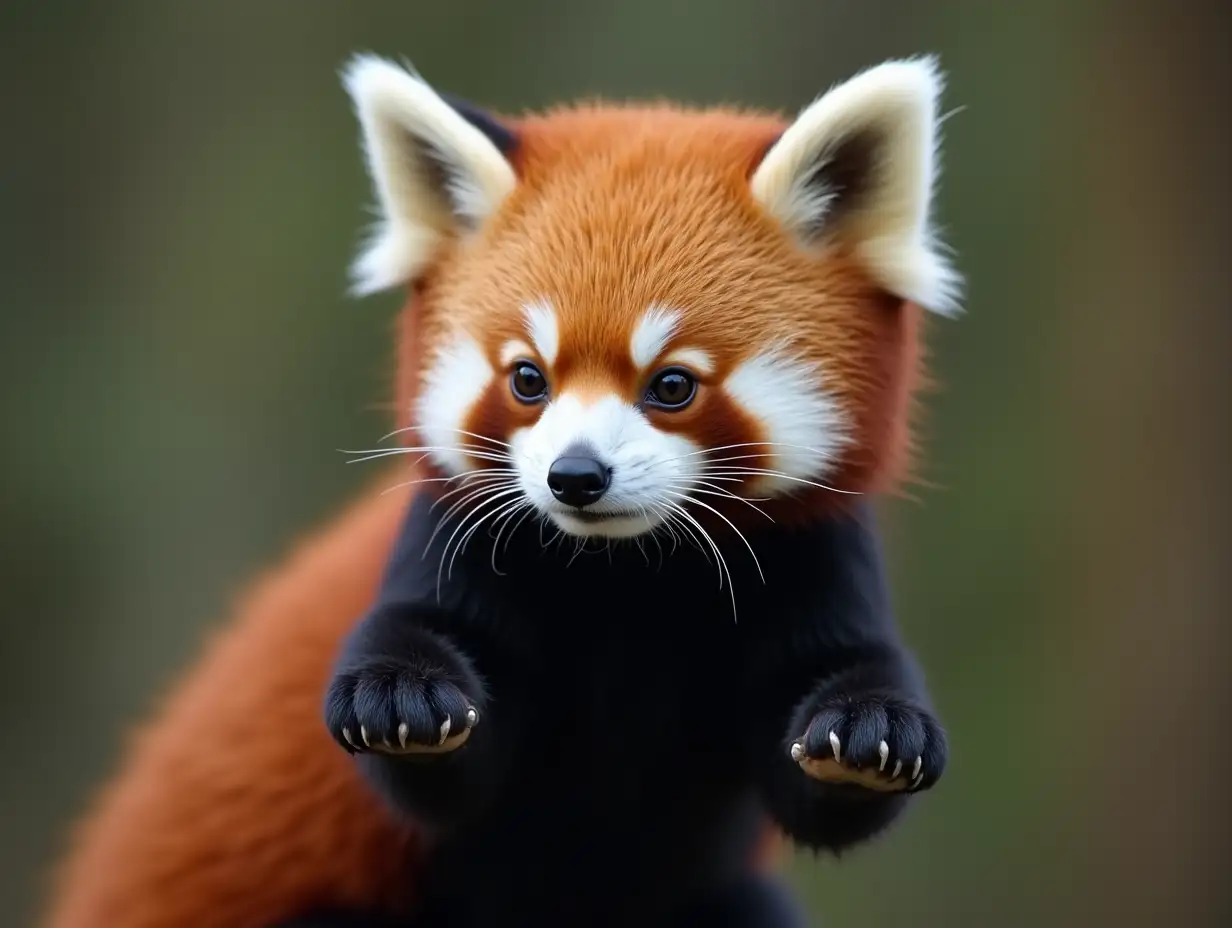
left=45, top=477, right=423, bottom=928
left=44, top=102, right=925, bottom=927
left=412, top=104, right=925, bottom=526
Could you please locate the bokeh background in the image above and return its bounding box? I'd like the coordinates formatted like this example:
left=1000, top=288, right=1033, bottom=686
left=3, top=1, right=1229, bottom=926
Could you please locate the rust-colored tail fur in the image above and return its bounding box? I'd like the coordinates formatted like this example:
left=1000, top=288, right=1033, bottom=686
left=44, top=480, right=423, bottom=928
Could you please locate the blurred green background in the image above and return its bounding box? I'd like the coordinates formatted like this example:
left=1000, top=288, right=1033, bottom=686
left=2, top=1, right=1229, bottom=926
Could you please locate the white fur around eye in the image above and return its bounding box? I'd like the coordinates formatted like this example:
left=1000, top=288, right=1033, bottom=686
left=500, top=340, right=535, bottom=367
left=662, top=348, right=714, bottom=376
left=722, top=349, right=851, bottom=495
left=630, top=306, right=681, bottom=369
left=415, top=333, right=494, bottom=476
left=524, top=300, right=560, bottom=366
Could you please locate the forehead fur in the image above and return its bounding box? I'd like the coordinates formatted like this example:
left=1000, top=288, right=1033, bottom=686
left=400, top=102, right=924, bottom=501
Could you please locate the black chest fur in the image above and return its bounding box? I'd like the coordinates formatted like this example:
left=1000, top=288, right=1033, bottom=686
left=323, top=494, right=937, bottom=927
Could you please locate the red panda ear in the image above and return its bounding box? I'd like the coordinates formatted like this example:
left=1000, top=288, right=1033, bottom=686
left=342, top=55, right=519, bottom=297
left=750, top=57, right=962, bottom=316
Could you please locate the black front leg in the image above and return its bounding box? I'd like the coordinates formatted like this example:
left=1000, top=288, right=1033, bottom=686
left=760, top=649, right=948, bottom=853
left=323, top=602, right=513, bottom=832
left=746, top=504, right=948, bottom=854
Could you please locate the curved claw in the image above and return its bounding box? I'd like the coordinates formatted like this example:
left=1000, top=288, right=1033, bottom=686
left=366, top=704, right=481, bottom=757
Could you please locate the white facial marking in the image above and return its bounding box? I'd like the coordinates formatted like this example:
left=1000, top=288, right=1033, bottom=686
left=524, top=301, right=559, bottom=366
left=663, top=347, right=714, bottom=376
left=500, top=339, right=534, bottom=367
left=629, top=306, right=681, bottom=369
left=510, top=393, right=700, bottom=538
left=415, top=333, right=494, bottom=475
left=722, top=348, right=851, bottom=495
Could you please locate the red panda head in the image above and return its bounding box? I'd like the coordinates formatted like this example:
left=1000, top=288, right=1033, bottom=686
left=343, top=56, right=961, bottom=540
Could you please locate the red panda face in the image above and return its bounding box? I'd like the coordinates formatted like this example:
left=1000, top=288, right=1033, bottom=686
left=343, top=57, right=961, bottom=539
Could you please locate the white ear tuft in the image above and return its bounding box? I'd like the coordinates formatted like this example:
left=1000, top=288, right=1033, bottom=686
left=342, top=54, right=518, bottom=296
left=750, top=56, right=962, bottom=315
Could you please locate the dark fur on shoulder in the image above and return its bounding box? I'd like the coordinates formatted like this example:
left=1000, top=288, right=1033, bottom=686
left=320, top=492, right=946, bottom=927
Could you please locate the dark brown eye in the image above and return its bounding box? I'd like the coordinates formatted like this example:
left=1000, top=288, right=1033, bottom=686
left=510, top=361, right=548, bottom=403
left=645, top=368, right=697, bottom=410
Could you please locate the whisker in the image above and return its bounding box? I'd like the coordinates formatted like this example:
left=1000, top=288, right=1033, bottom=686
left=428, top=473, right=521, bottom=515
left=451, top=492, right=526, bottom=581
left=662, top=441, right=847, bottom=463
left=664, top=490, right=765, bottom=586
left=691, top=478, right=773, bottom=504
left=370, top=425, right=512, bottom=450
left=662, top=499, right=738, bottom=621
left=378, top=467, right=515, bottom=498
left=661, top=505, right=709, bottom=562
left=341, top=443, right=505, bottom=458
left=424, top=480, right=520, bottom=556
left=633, top=533, right=650, bottom=569
left=686, top=453, right=787, bottom=467
left=698, top=468, right=862, bottom=496
left=436, top=486, right=525, bottom=595
left=428, top=469, right=520, bottom=490
left=342, top=446, right=512, bottom=466
left=431, top=427, right=513, bottom=449
left=660, top=498, right=724, bottom=585
left=376, top=474, right=470, bottom=497
left=642, top=510, right=667, bottom=570
left=489, top=500, right=534, bottom=575
left=656, top=510, right=681, bottom=556
left=566, top=534, right=589, bottom=568
left=502, top=505, right=539, bottom=556
left=644, top=502, right=682, bottom=559
left=685, top=474, right=748, bottom=486
left=433, top=482, right=520, bottom=535
left=667, top=483, right=774, bottom=522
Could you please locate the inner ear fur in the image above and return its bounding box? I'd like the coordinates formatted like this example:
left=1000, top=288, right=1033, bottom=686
left=342, top=55, right=520, bottom=296
left=750, top=56, right=962, bottom=316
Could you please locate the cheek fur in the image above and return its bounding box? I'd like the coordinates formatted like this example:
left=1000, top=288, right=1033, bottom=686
left=415, top=333, right=496, bottom=476
left=720, top=349, right=852, bottom=496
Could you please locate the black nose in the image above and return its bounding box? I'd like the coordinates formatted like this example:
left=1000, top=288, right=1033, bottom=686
left=547, top=447, right=611, bottom=508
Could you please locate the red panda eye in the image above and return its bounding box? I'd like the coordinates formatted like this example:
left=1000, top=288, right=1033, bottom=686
left=645, top=368, right=697, bottom=410
left=510, top=361, right=548, bottom=403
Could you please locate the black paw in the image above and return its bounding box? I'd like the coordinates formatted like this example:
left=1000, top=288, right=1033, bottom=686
left=788, top=695, right=946, bottom=793
left=325, top=657, right=480, bottom=757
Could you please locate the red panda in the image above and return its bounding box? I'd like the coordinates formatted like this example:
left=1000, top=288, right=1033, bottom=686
left=43, top=53, right=961, bottom=928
